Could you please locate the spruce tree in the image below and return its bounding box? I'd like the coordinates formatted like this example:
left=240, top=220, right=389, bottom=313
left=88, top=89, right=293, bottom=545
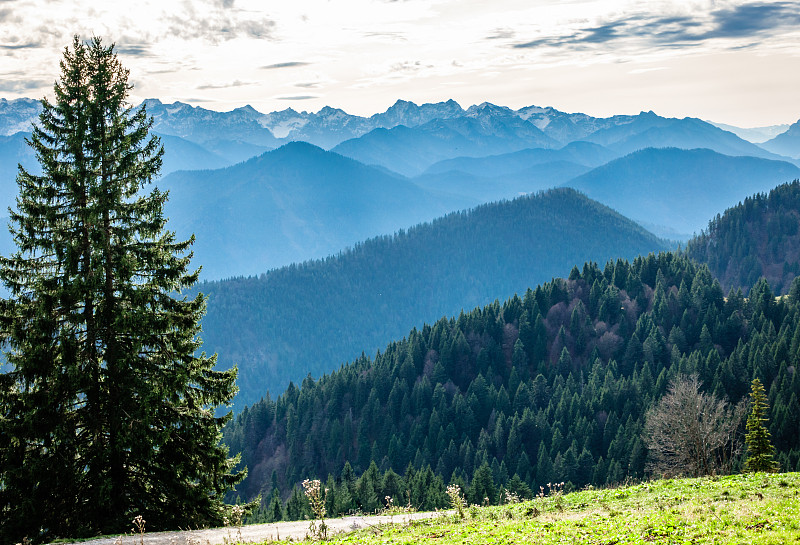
left=744, top=378, right=780, bottom=473
left=0, top=37, right=243, bottom=543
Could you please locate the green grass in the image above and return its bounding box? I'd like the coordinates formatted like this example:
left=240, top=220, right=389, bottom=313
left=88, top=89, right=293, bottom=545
left=266, top=473, right=800, bottom=544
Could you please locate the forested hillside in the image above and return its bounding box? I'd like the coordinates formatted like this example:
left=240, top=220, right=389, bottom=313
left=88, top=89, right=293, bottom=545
left=223, top=253, right=800, bottom=515
left=196, top=188, right=669, bottom=408
left=686, top=180, right=800, bottom=294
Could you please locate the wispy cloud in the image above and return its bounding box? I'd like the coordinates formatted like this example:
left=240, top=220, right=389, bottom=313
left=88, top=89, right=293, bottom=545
left=261, top=61, right=310, bottom=69
left=164, top=4, right=276, bottom=44
left=0, top=41, right=43, bottom=50
left=512, top=1, right=800, bottom=52
left=389, top=60, right=431, bottom=73
left=486, top=28, right=515, bottom=41
left=362, top=31, right=407, bottom=41
left=115, top=43, right=152, bottom=57
left=0, top=79, right=48, bottom=93
left=277, top=95, right=318, bottom=100
left=197, top=80, right=255, bottom=90
left=712, top=1, right=800, bottom=38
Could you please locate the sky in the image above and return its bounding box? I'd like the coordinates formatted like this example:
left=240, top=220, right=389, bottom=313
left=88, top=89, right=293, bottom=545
left=1, top=0, right=799, bottom=127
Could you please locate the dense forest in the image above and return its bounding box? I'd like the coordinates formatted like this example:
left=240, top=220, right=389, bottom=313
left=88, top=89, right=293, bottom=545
left=194, top=188, right=668, bottom=409
left=223, top=253, right=800, bottom=520
left=686, top=180, right=800, bottom=294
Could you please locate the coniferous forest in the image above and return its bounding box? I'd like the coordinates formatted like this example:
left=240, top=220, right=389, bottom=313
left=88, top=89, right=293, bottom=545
left=686, top=180, right=800, bottom=295
left=223, top=251, right=800, bottom=521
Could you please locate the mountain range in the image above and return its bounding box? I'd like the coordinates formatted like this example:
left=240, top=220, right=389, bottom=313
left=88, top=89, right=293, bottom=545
left=3, top=95, right=800, bottom=276
left=0, top=99, right=800, bottom=170
left=1, top=96, right=799, bottom=279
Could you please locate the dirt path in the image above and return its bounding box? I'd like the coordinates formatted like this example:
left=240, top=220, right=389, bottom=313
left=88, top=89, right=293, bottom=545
left=65, top=511, right=445, bottom=545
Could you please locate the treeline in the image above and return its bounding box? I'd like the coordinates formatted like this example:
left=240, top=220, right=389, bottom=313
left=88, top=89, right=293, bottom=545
left=223, top=253, right=800, bottom=518
left=686, top=180, right=800, bottom=294
left=196, top=188, right=667, bottom=408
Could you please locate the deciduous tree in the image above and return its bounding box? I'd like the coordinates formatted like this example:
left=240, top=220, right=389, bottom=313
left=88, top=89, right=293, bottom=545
left=643, top=375, right=745, bottom=478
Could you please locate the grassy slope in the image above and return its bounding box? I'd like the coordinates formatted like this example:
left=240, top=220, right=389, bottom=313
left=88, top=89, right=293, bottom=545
left=280, top=473, right=800, bottom=544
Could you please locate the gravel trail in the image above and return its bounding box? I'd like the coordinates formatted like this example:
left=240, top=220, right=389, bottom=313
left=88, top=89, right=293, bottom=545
left=62, top=511, right=445, bottom=545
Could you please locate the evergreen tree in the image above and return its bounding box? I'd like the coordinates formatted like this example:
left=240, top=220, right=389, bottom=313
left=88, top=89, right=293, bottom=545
left=267, top=489, right=285, bottom=522
left=0, top=37, right=242, bottom=543
left=744, top=378, right=780, bottom=473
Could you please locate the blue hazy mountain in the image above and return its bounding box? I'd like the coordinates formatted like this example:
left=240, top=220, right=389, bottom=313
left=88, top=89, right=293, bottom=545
left=709, top=121, right=789, bottom=144
left=332, top=106, right=559, bottom=176
left=156, top=142, right=477, bottom=279
left=413, top=160, right=592, bottom=202
left=194, top=187, right=670, bottom=408
left=583, top=112, right=794, bottom=162
left=562, top=147, right=800, bottom=237
left=155, top=133, right=232, bottom=172
left=424, top=141, right=617, bottom=176
left=0, top=130, right=243, bottom=201
left=760, top=119, right=800, bottom=159
left=0, top=132, right=36, bottom=209
left=4, top=96, right=800, bottom=279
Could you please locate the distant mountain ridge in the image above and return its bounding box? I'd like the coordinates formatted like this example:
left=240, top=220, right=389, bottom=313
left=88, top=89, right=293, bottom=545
left=761, top=120, right=800, bottom=159
left=0, top=98, right=40, bottom=136
left=7, top=96, right=793, bottom=154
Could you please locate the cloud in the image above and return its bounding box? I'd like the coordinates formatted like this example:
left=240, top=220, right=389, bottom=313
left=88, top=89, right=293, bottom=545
left=512, top=2, right=800, bottom=53
left=277, top=95, right=318, bottom=100
left=580, top=20, right=627, bottom=44
left=486, top=28, right=515, bottom=41
left=196, top=80, right=255, bottom=90
left=165, top=10, right=275, bottom=43
left=0, top=7, right=15, bottom=22
left=0, top=41, right=43, bottom=50
left=712, top=2, right=800, bottom=38
left=0, top=79, right=47, bottom=93
left=389, top=60, right=429, bottom=73
left=362, top=31, right=407, bottom=42
left=295, top=82, right=320, bottom=88
left=115, top=43, right=153, bottom=57
left=177, top=97, right=217, bottom=103
left=261, top=61, right=310, bottom=69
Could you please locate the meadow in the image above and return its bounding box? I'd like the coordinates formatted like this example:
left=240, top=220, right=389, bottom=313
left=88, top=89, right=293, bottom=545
left=279, top=472, right=800, bottom=545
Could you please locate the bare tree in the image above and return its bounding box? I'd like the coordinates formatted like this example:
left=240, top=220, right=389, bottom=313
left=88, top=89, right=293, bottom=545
left=643, top=375, right=747, bottom=477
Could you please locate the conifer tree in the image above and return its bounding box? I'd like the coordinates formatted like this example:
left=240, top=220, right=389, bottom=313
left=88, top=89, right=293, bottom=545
left=0, top=37, right=242, bottom=543
left=744, top=378, right=780, bottom=473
